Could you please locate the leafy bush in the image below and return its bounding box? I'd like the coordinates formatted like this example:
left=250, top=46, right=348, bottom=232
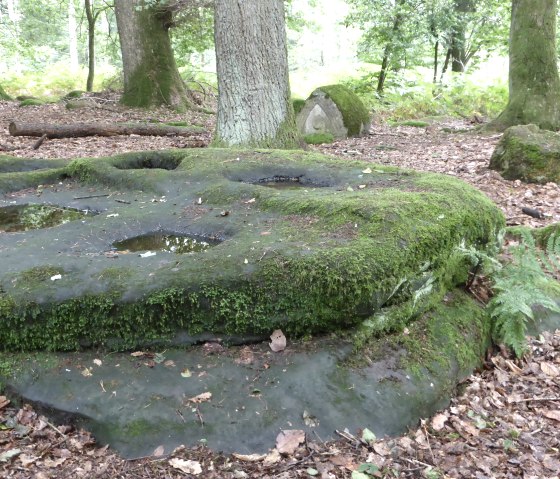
left=343, top=74, right=508, bottom=122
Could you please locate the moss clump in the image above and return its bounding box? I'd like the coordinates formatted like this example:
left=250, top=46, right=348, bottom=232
left=0, top=84, right=12, bottom=101
left=397, top=120, right=430, bottom=128
left=490, top=124, right=560, bottom=183
left=17, top=266, right=63, bottom=286
left=313, top=84, right=370, bottom=136
left=351, top=290, right=492, bottom=376
left=62, top=90, right=84, bottom=100
left=304, top=133, right=334, bottom=145
left=19, top=98, right=45, bottom=107
left=292, top=98, right=306, bottom=115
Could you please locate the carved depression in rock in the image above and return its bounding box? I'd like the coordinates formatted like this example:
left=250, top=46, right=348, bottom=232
left=0, top=149, right=504, bottom=351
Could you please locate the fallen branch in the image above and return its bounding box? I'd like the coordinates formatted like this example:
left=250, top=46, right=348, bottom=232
left=32, top=134, right=47, bottom=150
left=9, top=121, right=203, bottom=139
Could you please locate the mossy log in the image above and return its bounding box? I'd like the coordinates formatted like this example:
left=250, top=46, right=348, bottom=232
left=9, top=122, right=203, bottom=139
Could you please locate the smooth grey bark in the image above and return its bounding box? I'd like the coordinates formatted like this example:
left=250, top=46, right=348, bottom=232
left=114, top=0, right=191, bottom=109
left=491, top=0, right=560, bottom=131
left=68, top=0, right=79, bottom=70
left=214, top=0, right=299, bottom=148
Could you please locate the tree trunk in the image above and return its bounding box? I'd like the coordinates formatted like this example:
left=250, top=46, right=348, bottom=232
left=9, top=122, right=202, bottom=139
left=85, top=0, right=95, bottom=92
left=68, top=0, right=79, bottom=71
left=377, top=47, right=390, bottom=94
left=450, top=29, right=466, bottom=72
left=492, top=0, right=560, bottom=131
left=114, top=0, right=191, bottom=110
left=213, top=0, right=299, bottom=148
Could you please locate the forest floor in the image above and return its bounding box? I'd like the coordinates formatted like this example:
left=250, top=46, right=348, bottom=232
left=0, top=99, right=559, bottom=478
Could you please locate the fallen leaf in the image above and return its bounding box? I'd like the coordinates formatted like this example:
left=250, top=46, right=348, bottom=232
left=164, top=359, right=176, bottom=367
left=270, top=329, right=287, bottom=352
left=362, top=168, right=372, bottom=174
left=44, top=457, right=67, bottom=467
left=153, top=445, right=165, bottom=457
left=543, top=410, right=560, bottom=422
left=0, top=395, right=10, bottom=409
left=263, top=449, right=281, bottom=466
left=187, top=392, right=212, bottom=404
left=19, top=454, right=38, bottom=466
left=93, top=359, right=102, bottom=367
left=181, top=368, right=192, bottom=378
left=373, top=442, right=390, bottom=456
left=131, top=351, right=145, bottom=357
left=540, top=362, right=559, bottom=377
left=0, top=449, right=21, bottom=462
left=169, top=458, right=202, bottom=475
left=81, top=368, right=92, bottom=377
left=361, top=428, right=376, bottom=445
left=276, top=429, right=305, bottom=455
left=431, top=412, right=448, bottom=431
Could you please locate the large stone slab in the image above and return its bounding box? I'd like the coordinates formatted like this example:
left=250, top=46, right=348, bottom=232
left=3, top=290, right=492, bottom=458
left=0, top=148, right=504, bottom=351
left=490, top=124, right=560, bottom=184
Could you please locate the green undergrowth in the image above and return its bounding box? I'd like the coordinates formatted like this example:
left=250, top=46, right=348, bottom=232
left=461, top=227, right=560, bottom=357
left=344, top=75, right=507, bottom=122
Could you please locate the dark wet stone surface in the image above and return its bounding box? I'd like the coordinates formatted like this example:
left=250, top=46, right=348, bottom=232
left=5, top=339, right=460, bottom=459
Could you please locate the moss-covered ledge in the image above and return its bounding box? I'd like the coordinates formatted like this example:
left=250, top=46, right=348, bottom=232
left=0, top=149, right=504, bottom=351
left=490, top=124, right=560, bottom=183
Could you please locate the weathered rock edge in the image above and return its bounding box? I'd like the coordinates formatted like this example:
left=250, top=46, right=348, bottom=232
left=0, top=149, right=505, bottom=351
left=490, top=124, right=560, bottom=184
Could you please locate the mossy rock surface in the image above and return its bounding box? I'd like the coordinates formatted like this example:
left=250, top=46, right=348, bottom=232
left=19, top=98, right=45, bottom=107
left=62, top=90, right=84, bottom=100
left=0, top=148, right=504, bottom=351
left=490, top=124, right=560, bottom=184
left=296, top=84, right=370, bottom=139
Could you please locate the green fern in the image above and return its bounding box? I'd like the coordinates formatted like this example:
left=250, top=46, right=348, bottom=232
left=458, top=229, right=560, bottom=357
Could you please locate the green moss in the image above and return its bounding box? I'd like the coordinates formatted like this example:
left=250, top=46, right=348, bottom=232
left=293, top=98, right=306, bottom=115
left=303, top=133, right=334, bottom=145
left=0, top=148, right=504, bottom=352
left=0, top=84, right=12, bottom=101
left=19, top=98, right=45, bottom=107
left=397, top=120, right=430, bottom=127
left=351, top=290, right=491, bottom=376
left=62, top=90, right=84, bottom=100
left=120, top=6, right=189, bottom=110
left=17, top=266, right=63, bottom=286
left=490, top=125, right=560, bottom=183
left=313, top=84, right=370, bottom=136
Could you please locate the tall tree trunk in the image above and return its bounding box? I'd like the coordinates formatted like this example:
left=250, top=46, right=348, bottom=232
left=376, top=0, right=405, bottom=94
left=433, top=40, right=439, bottom=84
left=68, top=0, right=79, bottom=71
left=492, top=0, right=560, bottom=131
left=213, top=0, right=299, bottom=148
left=85, top=0, right=95, bottom=92
left=377, top=46, right=390, bottom=93
left=450, top=0, right=476, bottom=73
left=114, top=0, right=191, bottom=110
left=450, top=28, right=466, bottom=72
